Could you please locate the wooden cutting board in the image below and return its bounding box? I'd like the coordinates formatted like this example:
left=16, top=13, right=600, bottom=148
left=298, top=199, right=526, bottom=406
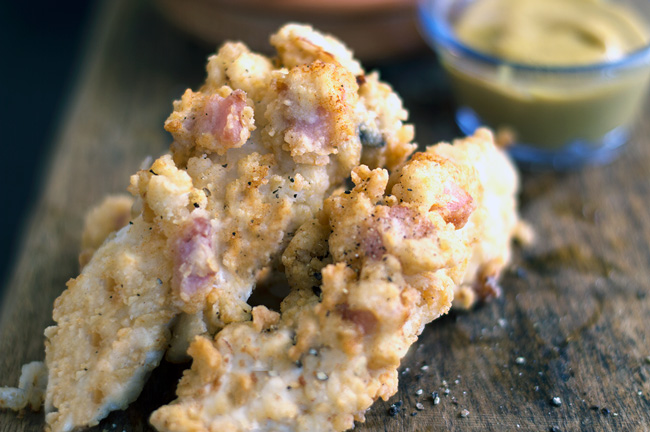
left=1, top=0, right=649, bottom=430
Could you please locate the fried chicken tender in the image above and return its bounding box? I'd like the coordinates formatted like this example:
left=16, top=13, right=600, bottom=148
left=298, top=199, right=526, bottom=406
left=426, top=129, right=526, bottom=308
left=150, top=130, right=519, bottom=432
left=38, top=23, right=416, bottom=432
left=45, top=218, right=175, bottom=432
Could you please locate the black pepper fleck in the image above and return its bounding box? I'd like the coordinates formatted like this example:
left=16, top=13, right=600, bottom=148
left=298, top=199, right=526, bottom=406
left=388, top=401, right=403, bottom=417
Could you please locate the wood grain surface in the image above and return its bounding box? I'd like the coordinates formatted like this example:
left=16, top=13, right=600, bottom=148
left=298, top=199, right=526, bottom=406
left=1, top=0, right=649, bottom=431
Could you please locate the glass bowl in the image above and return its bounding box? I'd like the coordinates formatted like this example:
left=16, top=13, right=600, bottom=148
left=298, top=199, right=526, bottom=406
left=418, top=0, right=650, bottom=169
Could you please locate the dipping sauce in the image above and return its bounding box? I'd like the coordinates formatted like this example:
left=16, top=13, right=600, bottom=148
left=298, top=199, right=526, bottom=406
left=438, top=0, right=650, bottom=153
left=455, top=0, right=649, bottom=66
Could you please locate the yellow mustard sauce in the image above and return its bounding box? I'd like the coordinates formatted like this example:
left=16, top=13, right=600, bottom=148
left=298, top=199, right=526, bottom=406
left=444, top=0, right=650, bottom=149
left=455, top=0, right=649, bottom=66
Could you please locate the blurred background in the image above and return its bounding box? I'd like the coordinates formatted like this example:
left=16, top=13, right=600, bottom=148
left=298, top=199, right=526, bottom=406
left=0, top=0, right=97, bottom=292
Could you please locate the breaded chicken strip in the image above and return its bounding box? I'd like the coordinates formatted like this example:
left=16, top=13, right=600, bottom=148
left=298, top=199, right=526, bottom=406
left=40, top=24, right=416, bottom=432
left=150, top=130, right=519, bottom=432
left=45, top=215, right=175, bottom=432
left=424, top=129, right=528, bottom=308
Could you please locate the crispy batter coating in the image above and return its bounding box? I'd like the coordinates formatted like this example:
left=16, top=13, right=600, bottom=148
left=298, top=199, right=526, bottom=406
left=427, top=129, right=525, bottom=308
left=150, top=130, right=519, bottom=432
left=45, top=218, right=175, bottom=432
left=37, top=23, right=416, bottom=432
left=271, top=24, right=416, bottom=172
left=78, top=194, right=134, bottom=269
left=356, top=72, right=416, bottom=171
left=0, top=362, right=47, bottom=412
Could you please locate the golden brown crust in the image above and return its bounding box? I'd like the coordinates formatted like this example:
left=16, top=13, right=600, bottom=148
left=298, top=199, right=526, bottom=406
left=78, top=195, right=134, bottom=269
left=39, top=23, right=417, bottom=432
left=263, top=61, right=360, bottom=168
left=150, top=131, right=519, bottom=432
left=357, top=72, right=417, bottom=171
left=45, top=217, right=175, bottom=432
left=427, top=128, right=523, bottom=308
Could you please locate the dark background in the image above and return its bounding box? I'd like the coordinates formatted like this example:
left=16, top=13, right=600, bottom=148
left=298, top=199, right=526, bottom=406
left=0, top=0, right=96, bottom=291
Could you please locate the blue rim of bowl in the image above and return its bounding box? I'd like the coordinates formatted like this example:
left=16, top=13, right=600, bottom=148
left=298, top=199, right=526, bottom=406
left=417, top=0, right=650, bottom=74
